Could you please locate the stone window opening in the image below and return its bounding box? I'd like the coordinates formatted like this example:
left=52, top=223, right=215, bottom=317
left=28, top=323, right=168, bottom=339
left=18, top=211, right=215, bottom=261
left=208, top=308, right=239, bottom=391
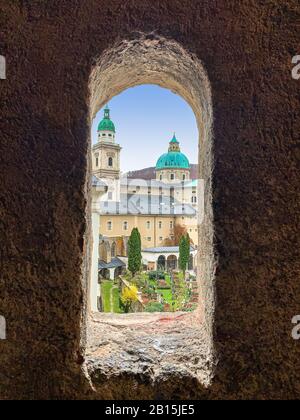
left=87, top=34, right=215, bottom=389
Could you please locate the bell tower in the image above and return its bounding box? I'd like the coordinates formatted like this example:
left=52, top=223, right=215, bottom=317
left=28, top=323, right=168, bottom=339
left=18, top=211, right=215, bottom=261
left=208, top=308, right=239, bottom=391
left=92, top=105, right=121, bottom=180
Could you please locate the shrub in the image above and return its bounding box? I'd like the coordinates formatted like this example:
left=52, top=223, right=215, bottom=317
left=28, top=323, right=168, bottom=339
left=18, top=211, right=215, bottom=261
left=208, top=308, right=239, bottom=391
left=123, top=270, right=133, bottom=281
left=145, top=302, right=164, bottom=313
left=183, top=304, right=197, bottom=313
left=143, top=287, right=156, bottom=298
left=157, top=280, right=171, bottom=289
left=148, top=271, right=165, bottom=280
left=120, top=285, right=138, bottom=313
left=131, top=272, right=148, bottom=288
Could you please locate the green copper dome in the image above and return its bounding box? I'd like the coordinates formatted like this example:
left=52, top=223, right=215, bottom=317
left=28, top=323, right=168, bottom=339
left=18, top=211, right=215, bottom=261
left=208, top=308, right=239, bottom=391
left=98, top=105, right=116, bottom=133
left=156, top=134, right=190, bottom=170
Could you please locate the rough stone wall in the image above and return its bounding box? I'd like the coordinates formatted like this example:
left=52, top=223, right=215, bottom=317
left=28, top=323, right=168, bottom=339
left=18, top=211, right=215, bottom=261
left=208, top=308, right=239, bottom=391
left=0, top=0, right=299, bottom=399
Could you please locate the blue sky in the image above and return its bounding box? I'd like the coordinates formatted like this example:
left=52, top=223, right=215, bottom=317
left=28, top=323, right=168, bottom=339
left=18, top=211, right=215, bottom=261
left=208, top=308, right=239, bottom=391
left=91, top=85, right=198, bottom=173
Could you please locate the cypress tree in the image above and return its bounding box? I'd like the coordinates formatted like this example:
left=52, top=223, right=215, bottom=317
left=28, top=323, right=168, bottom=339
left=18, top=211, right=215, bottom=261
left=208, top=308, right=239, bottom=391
left=128, top=228, right=142, bottom=276
left=179, top=234, right=190, bottom=274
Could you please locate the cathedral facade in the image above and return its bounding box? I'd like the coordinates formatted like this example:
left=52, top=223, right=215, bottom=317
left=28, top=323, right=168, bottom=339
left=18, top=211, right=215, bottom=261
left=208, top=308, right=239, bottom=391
left=92, top=106, right=199, bottom=252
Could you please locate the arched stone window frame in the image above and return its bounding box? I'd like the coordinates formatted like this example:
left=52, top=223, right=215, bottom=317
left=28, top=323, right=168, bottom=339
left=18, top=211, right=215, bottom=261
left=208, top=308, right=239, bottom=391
left=88, top=34, right=214, bottom=387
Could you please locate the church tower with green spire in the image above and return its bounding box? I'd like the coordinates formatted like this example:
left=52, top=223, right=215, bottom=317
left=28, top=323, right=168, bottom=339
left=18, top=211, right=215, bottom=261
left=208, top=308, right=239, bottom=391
left=92, top=105, right=121, bottom=179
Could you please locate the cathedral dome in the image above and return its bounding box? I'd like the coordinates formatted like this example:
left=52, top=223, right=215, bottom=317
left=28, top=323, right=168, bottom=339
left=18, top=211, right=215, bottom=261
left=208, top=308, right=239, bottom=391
left=156, top=135, right=190, bottom=170
left=156, top=152, right=190, bottom=169
left=98, top=105, right=116, bottom=133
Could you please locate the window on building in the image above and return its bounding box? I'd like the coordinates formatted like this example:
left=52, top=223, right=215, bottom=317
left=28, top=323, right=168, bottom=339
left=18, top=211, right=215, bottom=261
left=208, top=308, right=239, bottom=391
left=170, top=174, right=175, bottom=180
left=96, top=157, right=99, bottom=167
left=108, top=157, right=113, bottom=167
left=108, top=192, right=113, bottom=200
left=102, top=133, right=106, bottom=136
left=170, top=221, right=174, bottom=229
left=159, top=174, right=163, bottom=181
left=158, top=221, right=162, bottom=229
left=147, top=237, right=152, bottom=242
left=159, top=236, right=163, bottom=241
left=123, top=221, right=128, bottom=231
left=107, top=221, right=112, bottom=231
left=147, top=221, right=151, bottom=229
left=183, top=174, right=186, bottom=180
left=191, top=196, right=197, bottom=204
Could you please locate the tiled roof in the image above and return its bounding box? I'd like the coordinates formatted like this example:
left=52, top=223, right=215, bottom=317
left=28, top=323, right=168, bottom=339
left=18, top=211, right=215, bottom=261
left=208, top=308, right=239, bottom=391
left=142, top=246, right=196, bottom=254
left=98, top=257, right=126, bottom=270
left=121, top=178, right=198, bottom=188
left=100, top=194, right=197, bottom=216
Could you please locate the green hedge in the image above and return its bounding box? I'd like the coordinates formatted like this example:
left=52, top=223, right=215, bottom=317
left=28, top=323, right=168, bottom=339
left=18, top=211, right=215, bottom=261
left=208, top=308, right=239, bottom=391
left=148, top=271, right=166, bottom=280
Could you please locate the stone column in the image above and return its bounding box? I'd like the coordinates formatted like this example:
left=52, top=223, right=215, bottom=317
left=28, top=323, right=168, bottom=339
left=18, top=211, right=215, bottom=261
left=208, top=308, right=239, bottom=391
left=109, top=268, right=115, bottom=280
left=90, top=182, right=107, bottom=312
left=90, top=211, right=100, bottom=312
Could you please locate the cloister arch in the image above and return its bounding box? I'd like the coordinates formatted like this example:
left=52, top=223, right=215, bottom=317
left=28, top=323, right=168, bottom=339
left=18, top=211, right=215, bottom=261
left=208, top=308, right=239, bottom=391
left=157, top=255, right=166, bottom=270
left=167, top=255, right=178, bottom=270
left=88, top=34, right=215, bottom=387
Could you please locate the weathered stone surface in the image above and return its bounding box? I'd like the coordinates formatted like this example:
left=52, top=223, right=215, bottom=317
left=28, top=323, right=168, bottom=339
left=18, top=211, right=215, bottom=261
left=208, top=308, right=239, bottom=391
left=86, top=313, right=213, bottom=399
left=0, top=0, right=300, bottom=400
